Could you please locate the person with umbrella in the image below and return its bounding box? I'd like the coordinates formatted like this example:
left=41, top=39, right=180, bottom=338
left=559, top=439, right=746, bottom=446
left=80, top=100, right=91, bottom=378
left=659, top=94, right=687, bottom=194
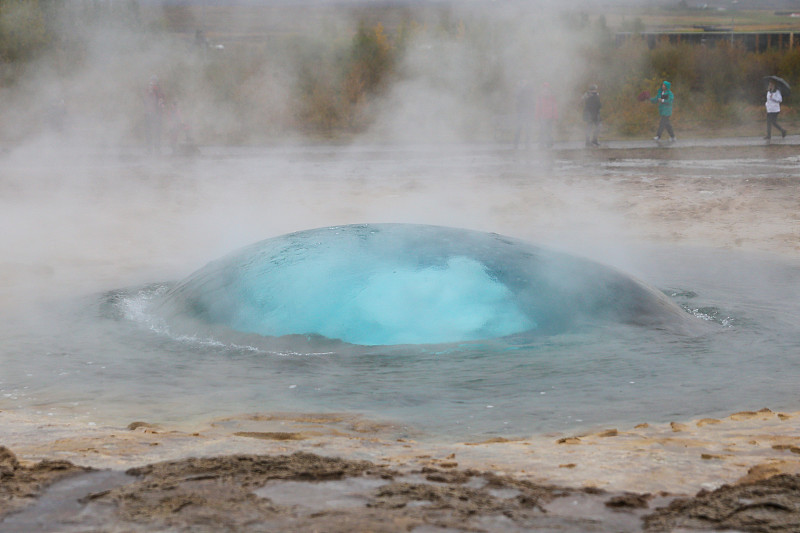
left=765, top=77, right=788, bottom=141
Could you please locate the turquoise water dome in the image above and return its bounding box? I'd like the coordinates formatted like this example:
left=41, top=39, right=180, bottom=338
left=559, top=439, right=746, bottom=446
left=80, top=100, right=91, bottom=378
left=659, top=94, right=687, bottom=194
left=157, top=224, right=694, bottom=346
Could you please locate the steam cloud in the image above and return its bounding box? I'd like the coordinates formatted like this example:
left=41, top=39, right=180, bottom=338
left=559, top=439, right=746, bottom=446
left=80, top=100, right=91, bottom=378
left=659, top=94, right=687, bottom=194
left=0, top=1, right=601, bottom=149
left=0, top=1, right=633, bottom=307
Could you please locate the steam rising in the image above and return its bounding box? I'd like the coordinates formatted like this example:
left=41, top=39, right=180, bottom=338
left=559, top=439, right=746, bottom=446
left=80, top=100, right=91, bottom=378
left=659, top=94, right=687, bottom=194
left=0, top=1, right=634, bottom=309
left=5, top=3, right=800, bottom=447
left=0, top=1, right=600, bottom=149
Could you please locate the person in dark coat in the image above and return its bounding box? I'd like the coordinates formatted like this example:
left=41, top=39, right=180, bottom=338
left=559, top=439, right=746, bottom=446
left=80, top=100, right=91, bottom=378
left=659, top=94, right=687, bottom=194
left=582, top=84, right=601, bottom=147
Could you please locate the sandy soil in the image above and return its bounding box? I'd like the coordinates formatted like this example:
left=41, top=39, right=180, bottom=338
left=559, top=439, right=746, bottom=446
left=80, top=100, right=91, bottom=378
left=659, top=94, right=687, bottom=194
left=1, top=140, right=800, bottom=531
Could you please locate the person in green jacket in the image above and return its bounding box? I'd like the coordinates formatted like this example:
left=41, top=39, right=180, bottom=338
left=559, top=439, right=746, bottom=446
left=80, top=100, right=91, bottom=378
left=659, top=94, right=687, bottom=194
left=651, top=80, right=675, bottom=142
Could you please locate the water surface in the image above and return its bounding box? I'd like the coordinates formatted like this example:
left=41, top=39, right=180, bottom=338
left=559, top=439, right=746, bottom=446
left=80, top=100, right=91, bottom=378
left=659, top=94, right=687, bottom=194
left=1, top=145, right=799, bottom=442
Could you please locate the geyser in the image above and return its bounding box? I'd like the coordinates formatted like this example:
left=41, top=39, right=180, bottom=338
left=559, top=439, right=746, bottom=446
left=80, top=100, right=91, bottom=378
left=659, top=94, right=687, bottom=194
left=156, top=224, right=693, bottom=346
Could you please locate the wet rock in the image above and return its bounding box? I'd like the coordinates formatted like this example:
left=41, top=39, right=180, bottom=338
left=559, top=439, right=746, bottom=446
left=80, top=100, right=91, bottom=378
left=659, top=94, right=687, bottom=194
left=605, top=492, right=652, bottom=509
left=700, top=453, right=728, bottom=460
left=643, top=473, right=800, bottom=532
left=233, top=431, right=306, bottom=441
left=13, top=444, right=771, bottom=532
left=124, top=451, right=377, bottom=484
left=85, top=451, right=617, bottom=531
left=464, top=437, right=513, bottom=445
left=772, top=444, right=800, bottom=455
left=0, top=446, right=91, bottom=518
left=420, top=467, right=471, bottom=484
left=739, top=462, right=800, bottom=484
left=730, top=408, right=773, bottom=421
left=596, top=429, right=619, bottom=438
left=91, top=452, right=384, bottom=529
left=127, top=421, right=158, bottom=431
left=0, top=447, right=20, bottom=478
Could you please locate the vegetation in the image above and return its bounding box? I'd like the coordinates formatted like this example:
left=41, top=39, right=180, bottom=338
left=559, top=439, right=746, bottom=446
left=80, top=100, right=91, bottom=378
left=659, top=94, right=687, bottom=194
left=582, top=38, right=799, bottom=138
left=1, top=1, right=799, bottom=144
left=0, top=1, right=50, bottom=64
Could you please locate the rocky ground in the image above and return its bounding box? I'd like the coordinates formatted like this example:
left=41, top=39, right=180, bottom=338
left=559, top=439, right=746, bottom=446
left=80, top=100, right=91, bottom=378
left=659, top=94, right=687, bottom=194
left=1, top=407, right=800, bottom=532
left=1, top=445, right=799, bottom=532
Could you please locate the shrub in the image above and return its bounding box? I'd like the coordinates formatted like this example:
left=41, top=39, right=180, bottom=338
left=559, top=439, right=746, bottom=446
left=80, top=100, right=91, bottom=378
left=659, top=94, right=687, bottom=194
left=0, top=0, right=50, bottom=64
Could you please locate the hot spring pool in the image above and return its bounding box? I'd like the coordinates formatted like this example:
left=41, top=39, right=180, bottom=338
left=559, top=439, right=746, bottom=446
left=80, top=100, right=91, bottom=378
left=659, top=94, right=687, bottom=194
left=2, top=143, right=800, bottom=442
left=1, top=226, right=798, bottom=441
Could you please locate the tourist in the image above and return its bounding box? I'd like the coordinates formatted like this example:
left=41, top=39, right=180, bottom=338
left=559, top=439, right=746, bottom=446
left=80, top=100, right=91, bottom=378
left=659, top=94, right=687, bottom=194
left=535, top=82, right=558, bottom=148
left=582, top=84, right=601, bottom=147
left=650, top=80, right=675, bottom=143
left=765, top=80, right=787, bottom=141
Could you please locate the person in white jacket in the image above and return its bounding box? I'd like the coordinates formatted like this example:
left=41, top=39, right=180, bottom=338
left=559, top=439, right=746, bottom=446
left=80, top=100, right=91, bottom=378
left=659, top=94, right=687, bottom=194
left=765, top=80, right=787, bottom=140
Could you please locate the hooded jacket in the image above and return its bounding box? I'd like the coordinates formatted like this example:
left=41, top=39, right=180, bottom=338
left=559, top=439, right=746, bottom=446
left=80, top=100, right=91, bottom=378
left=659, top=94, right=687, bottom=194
left=650, top=81, right=674, bottom=117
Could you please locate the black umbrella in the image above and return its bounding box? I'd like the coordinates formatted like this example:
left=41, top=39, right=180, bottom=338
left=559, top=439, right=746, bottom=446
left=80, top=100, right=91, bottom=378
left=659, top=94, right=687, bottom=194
left=764, top=75, right=791, bottom=99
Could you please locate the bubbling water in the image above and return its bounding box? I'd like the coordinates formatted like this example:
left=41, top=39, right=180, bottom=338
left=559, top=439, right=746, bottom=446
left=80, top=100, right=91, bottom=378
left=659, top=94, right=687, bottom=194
left=154, top=224, right=698, bottom=346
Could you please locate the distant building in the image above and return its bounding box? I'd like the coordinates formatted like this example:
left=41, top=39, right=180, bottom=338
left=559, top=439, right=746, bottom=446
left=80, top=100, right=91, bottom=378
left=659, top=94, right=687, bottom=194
left=616, top=31, right=800, bottom=52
